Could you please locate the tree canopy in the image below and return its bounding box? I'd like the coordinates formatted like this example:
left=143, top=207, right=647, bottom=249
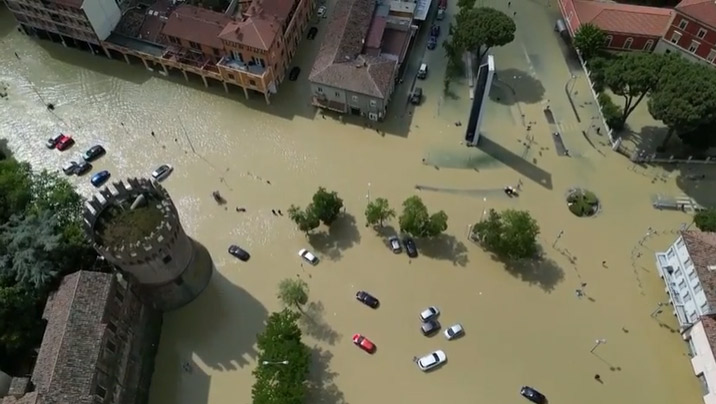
left=573, top=23, right=606, bottom=61
left=471, top=209, right=540, bottom=259
left=452, top=7, right=515, bottom=61
left=694, top=209, right=716, bottom=232
left=288, top=187, right=343, bottom=233
left=398, top=196, right=448, bottom=237
left=277, top=278, right=309, bottom=311
left=364, top=197, right=395, bottom=228
left=252, top=309, right=311, bottom=404
left=287, top=205, right=320, bottom=234
left=648, top=60, right=716, bottom=148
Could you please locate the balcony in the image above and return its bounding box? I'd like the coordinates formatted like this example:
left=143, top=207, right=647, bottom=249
left=217, top=56, right=266, bottom=78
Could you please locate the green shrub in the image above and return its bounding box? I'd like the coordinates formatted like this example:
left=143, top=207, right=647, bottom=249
left=597, top=93, right=624, bottom=131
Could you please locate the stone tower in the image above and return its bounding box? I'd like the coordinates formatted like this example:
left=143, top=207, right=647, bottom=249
left=83, top=178, right=212, bottom=311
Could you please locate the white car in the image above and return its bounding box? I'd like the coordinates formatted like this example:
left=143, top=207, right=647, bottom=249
left=151, top=164, right=173, bottom=181
left=419, top=306, right=440, bottom=322
left=317, top=5, right=327, bottom=18
left=298, top=248, right=319, bottom=265
left=444, top=323, right=464, bottom=340
left=417, top=350, right=447, bottom=371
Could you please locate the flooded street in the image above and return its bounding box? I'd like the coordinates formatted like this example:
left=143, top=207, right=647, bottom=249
left=0, top=0, right=706, bottom=403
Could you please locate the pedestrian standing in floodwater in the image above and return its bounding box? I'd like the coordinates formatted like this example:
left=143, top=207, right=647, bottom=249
left=594, top=374, right=601, bottom=382
left=507, top=1, right=511, bottom=7
left=271, top=209, right=277, bottom=215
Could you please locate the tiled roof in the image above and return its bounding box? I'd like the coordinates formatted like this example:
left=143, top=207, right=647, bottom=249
left=682, top=231, right=716, bottom=309
left=700, top=315, right=716, bottom=357
left=572, top=0, right=672, bottom=37
left=162, top=5, right=234, bottom=49
left=676, top=0, right=716, bottom=29
left=31, top=271, right=114, bottom=404
left=309, top=0, right=397, bottom=99
left=219, top=16, right=281, bottom=51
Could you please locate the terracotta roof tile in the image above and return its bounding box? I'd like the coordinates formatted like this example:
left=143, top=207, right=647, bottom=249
left=309, top=0, right=397, bottom=98
left=219, top=15, right=280, bottom=51
left=682, top=231, right=716, bottom=308
left=676, top=0, right=716, bottom=29
left=162, top=5, right=234, bottom=49
left=572, top=0, right=672, bottom=37
left=700, top=315, right=716, bottom=356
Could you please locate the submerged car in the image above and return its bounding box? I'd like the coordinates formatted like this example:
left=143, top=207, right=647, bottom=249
left=419, top=306, right=440, bottom=322
left=416, top=350, right=446, bottom=371
left=430, top=24, right=441, bottom=37
left=90, top=170, right=110, bottom=187
left=307, top=26, right=318, bottom=39
left=444, top=323, right=464, bottom=340
left=75, top=161, right=92, bottom=176
left=410, top=87, right=423, bottom=105
left=55, top=134, right=74, bottom=151
left=82, top=145, right=105, bottom=161
left=352, top=334, right=376, bottom=353
left=388, top=236, right=402, bottom=253
left=62, top=161, right=78, bottom=175
left=404, top=237, right=418, bottom=257
left=289, top=67, right=301, bottom=81
left=421, top=319, right=441, bottom=336
left=298, top=248, right=319, bottom=265
left=228, top=245, right=250, bottom=261
left=46, top=133, right=64, bottom=149
left=151, top=164, right=173, bottom=181
left=317, top=5, right=327, bottom=17
left=427, top=36, right=437, bottom=50
left=520, top=386, right=547, bottom=404
left=355, top=291, right=379, bottom=308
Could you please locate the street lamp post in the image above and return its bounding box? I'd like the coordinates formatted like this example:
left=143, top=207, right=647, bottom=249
left=261, top=360, right=289, bottom=365
left=552, top=230, right=564, bottom=248
left=366, top=182, right=371, bottom=201
left=590, top=338, right=607, bottom=353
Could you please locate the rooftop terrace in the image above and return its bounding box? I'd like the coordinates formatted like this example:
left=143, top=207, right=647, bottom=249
left=94, top=193, right=165, bottom=247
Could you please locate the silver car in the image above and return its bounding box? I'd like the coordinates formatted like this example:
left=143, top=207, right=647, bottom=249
left=419, top=306, right=440, bottom=322
left=444, top=323, right=464, bottom=340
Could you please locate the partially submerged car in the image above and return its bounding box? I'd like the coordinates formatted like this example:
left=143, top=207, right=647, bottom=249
left=298, top=248, right=319, bottom=265
left=416, top=350, right=446, bottom=371
left=228, top=245, right=250, bottom=261
left=520, top=386, right=547, bottom=404
left=352, top=334, right=376, bottom=353
left=355, top=291, right=379, bottom=308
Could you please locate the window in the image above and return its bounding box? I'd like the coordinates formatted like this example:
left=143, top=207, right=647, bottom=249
left=675, top=268, right=683, bottom=278
left=671, top=31, right=682, bottom=44
left=679, top=279, right=687, bottom=289
left=708, top=49, right=716, bottom=63
left=623, top=37, right=633, bottom=49
left=679, top=19, right=688, bottom=30
left=698, top=373, right=710, bottom=395
left=228, top=73, right=234, bottom=80
left=689, top=40, right=700, bottom=53
left=95, top=385, right=107, bottom=399
left=317, top=87, right=323, bottom=93
left=687, top=337, right=697, bottom=356
left=685, top=257, right=692, bottom=268
left=684, top=293, right=693, bottom=302
left=369, top=100, right=377, bottom=107
left=114, top=288, right=124, bottom=303
left=694, top=282, right=703, bottom=293
left=106, top=340, right=116, bottom=353
left=667, top=249, right=676, bottom=259
left=107, top=321, right=117, bottom=333
left=604, top=35, right=613, bottom=47
left=701, top=302, right=710, bottom=312
left=189, top=41, right=200, bottom=50
left=698, top=28, right=707, bottom=39
left=169, top=36, right=179, bottom=44
left=249, top=79, right=256, bottom=86
left=677, top=237, right=686, bottom=248
left=213, top=48, right=220, bottom=56
left=351, top=95, right=358, bottom=103
left=690, top=270, right=698, bottom=281
left=644, top=40, right=654, bottom=51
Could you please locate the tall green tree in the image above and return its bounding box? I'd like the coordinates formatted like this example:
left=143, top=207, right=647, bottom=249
left=252, top=309, right=311, bottom=404
left=452, top=7, right=516, bottom=61
left=694, top=208, right=716, bottom=232
left=277, top=278, right=309, bottom=311
left=287, top=205, right=320, bottom=234
left=457, top=0, right=476, bottom=10
left=0, top=159, right=32, bottom=222
left=573, top=23, right=606, bottom=61
left=471, top=209, right=540, bottom=260
left=365, top=197, right=395, bottom=227
left=604, top=52, right=673, bottom=126
left=311, top=187, right=343, bottom=225
left=399, top=196, right=448, bottom=237
left=648, top=61, right=716, bottom=148
left=0, top=278, right=44, bottom=369
left=0, top=211, right=63, bottom=289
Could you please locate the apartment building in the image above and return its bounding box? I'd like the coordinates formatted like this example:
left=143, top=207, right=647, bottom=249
left=655, top=0, right=716, bottom=66
left=0, top=271, right=162, bottom=404
left=2, top=0, right=121, bottom=52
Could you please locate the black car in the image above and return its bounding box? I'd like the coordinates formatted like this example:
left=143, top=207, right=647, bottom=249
left=427, top=36, right=437, bottom=50
left=75, top=161, right=92, bottom=176
left=307, top=26, right=318, bottom=40
left=355, top=291, right=379, bottom=308
left=228, top=245, right=250, bottom=261
left=289, top=67, right=301, bottom=81
left=410, top=87, right=423, bottom=105
left=430, top=24, right=440, bottom=37
left=404, top=237, right=418, bottom=258
left=520, top=386, right=547, bottom=404
left=421, top=319, right=440, bottom=336
left=83, top=145, right=106, bottom=162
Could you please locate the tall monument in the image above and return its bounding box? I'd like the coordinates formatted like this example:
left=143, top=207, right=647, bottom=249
left=83, top=178, right=213, bottom=311
left=465, top=54, right=495, bottom=146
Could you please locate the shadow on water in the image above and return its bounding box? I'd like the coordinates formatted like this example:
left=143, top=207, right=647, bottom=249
left=300, top=301, right=342, bottom=345
left=308, top=213, right=361, bottom=260
left=167, top=269, right=268, bottom=371
left=306, top=347, right=346, bottom=404
left=418, top=234, right=470, bottom=267
left=478, top=136, right=553, bottom=190
left=495, top=255, right=565, bottom=292
left=491, top=68, right=545, bottom=105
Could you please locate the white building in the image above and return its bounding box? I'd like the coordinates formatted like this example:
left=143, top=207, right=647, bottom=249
left=655, top=231, right=716, bottom=329
left=685, top=315, right=716, bottom=404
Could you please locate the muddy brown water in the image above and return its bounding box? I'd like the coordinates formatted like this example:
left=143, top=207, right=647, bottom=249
left=0, top=0, right=704, bottom=403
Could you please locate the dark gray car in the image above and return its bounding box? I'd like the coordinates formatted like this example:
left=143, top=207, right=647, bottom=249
left=421, top=319, right=440, bottom=336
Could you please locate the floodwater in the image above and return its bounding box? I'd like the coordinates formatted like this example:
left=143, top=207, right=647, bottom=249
left=0, top=0, right=705, bottom=403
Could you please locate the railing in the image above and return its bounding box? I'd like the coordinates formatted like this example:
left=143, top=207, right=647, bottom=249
left=217, top=56, right=267, bottom=78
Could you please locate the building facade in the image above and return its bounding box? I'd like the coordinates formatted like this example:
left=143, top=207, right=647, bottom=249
left=655, top=0, right=716, bottom=66
left=0, top=271, right=162, bottom=404
left=558, top=0, right=672, bottom=53
left=83, top=178, right=213, bottom=312
left=2, top=0, right=121, bottom=51
left=309, top=0, right=416, bottom=120
left=683, top=315, right=716, bottom=404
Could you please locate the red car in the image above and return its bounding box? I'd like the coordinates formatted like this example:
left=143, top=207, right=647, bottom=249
left=352, top=334, right=376, bottom=354
left=56, top=134, right=74, bottom=151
